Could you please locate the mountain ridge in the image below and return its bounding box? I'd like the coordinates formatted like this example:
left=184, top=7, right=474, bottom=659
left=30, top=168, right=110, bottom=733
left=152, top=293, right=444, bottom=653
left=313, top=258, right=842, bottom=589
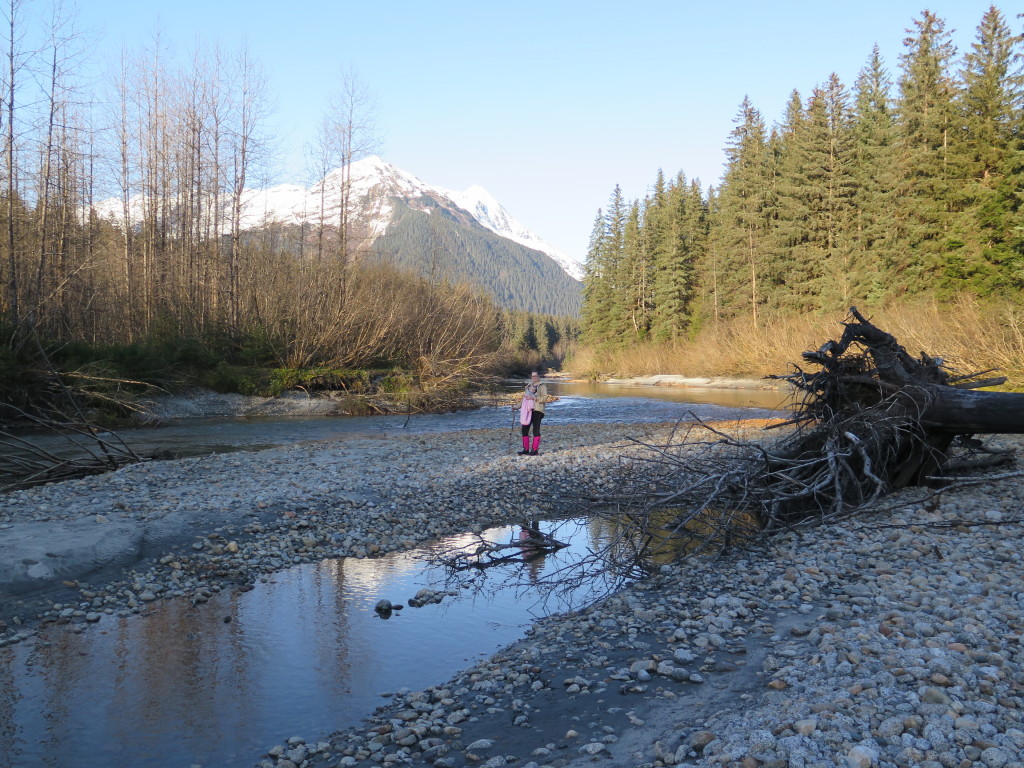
left=241, top=156, right=582, bottom=281
left=91, top=156, right=582, bottom=316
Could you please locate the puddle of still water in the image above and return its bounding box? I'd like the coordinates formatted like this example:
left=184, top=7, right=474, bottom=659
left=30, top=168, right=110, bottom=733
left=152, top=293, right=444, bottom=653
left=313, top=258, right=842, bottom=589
left=0, top=518, right=612, bottom=768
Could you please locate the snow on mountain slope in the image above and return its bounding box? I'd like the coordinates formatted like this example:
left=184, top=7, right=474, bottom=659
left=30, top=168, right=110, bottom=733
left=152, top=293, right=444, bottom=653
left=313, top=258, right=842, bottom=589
left=439, top=183, right=582, bottom=280
left=91, top=156, right=583, bottom=281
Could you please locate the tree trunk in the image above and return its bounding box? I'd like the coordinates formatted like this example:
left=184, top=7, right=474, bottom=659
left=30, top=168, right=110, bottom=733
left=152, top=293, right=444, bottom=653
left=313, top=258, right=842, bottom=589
left=922, top=387, right=1024, bottom=434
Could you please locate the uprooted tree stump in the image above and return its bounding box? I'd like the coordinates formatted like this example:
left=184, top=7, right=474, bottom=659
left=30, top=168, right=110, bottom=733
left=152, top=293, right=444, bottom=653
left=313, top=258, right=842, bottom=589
left=757, top=305, right=1020, bottom=529
left=565, top=307, right=1024, bottom=583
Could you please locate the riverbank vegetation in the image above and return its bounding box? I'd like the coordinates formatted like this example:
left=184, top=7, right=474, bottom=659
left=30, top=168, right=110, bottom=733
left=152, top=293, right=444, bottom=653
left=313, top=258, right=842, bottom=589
left=576, top=6, right=1024, bottom=388
left=0, top=4, right=578, bottom=423
left=571, top=296, right=1024, bottom=387
left=0, top=286, right=578, bottom=425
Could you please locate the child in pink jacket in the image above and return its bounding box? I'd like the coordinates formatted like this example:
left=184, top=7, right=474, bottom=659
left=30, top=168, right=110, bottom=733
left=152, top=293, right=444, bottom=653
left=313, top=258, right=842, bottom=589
left=518, top=371, right=548, bottom=455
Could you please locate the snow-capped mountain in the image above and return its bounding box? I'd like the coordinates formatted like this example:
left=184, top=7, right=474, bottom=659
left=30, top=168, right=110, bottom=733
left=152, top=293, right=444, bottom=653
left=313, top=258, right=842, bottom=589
left=236, top=156, right=582, bottom=280
left=438, top=183, right=582, bottom=280
left=91, top=156, right=583, bottom=315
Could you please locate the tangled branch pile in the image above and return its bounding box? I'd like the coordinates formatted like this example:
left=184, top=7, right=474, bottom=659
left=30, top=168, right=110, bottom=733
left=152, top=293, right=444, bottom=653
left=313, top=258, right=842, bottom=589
left=591, top=308, right=1022, bottom=570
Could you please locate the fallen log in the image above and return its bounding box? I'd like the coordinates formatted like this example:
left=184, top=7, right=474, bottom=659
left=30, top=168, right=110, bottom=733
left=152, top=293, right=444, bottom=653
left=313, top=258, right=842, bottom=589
left=922, top=387, right=1024, bottom=434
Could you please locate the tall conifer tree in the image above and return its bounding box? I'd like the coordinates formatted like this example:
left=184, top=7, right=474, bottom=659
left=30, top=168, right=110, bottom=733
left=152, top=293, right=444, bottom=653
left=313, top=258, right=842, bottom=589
left=642, top=171, right=672, bottom=338
left=814, top=74, right=858, bottom=310
left=581, top=186, right=630, bottom=344
left=894, top=10, right=959, bottom=294
left=651, top=173, right=704, bottom=339
left=712, top=96, right=772, bottom=325
left=948, top=4, right=1024, bottom=292
left=581, top=208, right=611, bottom=343
left=767, top=89, right=815, bottom=311
left=621, top=199, right=651, bottom=339
left=851, top=45, right=900, bottom=302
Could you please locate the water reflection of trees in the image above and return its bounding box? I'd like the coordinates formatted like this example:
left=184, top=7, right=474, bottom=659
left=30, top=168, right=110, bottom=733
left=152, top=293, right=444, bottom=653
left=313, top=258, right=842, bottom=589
left=425, top=514, right=661, bottom=611
left=424, top=421, right=780, bottom=609
left=3, top=560, right=363, bottom=766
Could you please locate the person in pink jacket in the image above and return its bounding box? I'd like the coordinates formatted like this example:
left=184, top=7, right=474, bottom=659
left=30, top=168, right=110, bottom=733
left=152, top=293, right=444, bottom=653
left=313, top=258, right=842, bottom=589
left=517, top=371, right=549, bottom=455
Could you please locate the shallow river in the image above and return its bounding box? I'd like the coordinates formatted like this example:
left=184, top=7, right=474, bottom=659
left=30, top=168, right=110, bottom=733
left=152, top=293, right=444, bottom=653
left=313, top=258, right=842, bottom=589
left=0, top=382, right=788, bottom=767
left=16, top=380, right=788, bottom=461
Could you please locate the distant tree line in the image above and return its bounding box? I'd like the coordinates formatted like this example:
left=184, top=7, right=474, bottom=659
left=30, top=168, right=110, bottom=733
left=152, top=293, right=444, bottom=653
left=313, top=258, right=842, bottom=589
left=582, top=6, right=1024, bottom=345
left=499, top=310, right=578, bottom=371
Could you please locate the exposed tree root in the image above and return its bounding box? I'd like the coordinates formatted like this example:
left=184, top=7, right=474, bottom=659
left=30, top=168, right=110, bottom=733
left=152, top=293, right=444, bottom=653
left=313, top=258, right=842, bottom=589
left=454, top=308, right=1023, bottom=601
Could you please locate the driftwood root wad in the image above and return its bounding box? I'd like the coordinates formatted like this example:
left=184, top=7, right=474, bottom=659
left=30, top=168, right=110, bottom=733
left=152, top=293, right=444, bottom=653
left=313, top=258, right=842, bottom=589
left=760, top=306, right=1017, bottom=528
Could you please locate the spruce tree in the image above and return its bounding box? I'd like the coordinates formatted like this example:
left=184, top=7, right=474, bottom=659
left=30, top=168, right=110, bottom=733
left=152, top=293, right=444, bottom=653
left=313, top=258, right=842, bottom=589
left=711, top=96, right=772, bottom=326
left=644, top=170, right=674, bottom=339
left=604, top=185, right=631, bottom=342
left=813, top=74, right=859, bottom=310
left=650, top=173, right=704, bottom=340
left=851, top=45, right=900, bottom=303
left=947, top=4, right=1024, bottom=293
left=767, top=89, right=815, bottom=312
left=695, top=186, right=723, bottom=328
left=622, top=199, right=651, bottom=339
left=581, top=186, right=631, bottom=344
left=894, top=10, right=959, bottom=294
left=681, top=177, right=709, bottom=319
left=581, top=209, right=611, bottom=343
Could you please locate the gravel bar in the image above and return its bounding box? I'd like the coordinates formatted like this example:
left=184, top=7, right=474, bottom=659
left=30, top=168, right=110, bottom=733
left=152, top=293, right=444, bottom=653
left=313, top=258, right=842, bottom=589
left=1, top=421, right=1023, bottom=768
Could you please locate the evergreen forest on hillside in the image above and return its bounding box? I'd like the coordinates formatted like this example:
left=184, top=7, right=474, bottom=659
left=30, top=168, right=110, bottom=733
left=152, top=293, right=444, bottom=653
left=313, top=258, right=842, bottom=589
left=582, top=7, right=1024, bottom=346
left=373, top=201, right=582, bottom=317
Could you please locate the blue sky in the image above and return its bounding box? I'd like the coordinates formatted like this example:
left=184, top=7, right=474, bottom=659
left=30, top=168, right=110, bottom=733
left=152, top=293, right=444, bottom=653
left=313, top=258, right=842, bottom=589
left=73, top=0, right=1011, bottom=265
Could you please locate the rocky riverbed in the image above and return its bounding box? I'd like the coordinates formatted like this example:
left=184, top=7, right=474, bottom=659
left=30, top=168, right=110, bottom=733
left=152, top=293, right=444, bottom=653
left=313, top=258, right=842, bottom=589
left=2, top=420, right=1024, bottom=768
left=0, top=419, right=672, bottom=626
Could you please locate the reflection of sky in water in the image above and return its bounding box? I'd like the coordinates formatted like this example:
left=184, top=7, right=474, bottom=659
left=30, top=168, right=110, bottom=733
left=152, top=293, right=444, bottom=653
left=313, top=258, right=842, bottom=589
left=0, top=519, right=612, bottom=768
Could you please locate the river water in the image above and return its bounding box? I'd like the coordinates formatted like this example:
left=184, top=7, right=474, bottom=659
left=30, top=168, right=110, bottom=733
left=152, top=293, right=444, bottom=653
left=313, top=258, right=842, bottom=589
left=0, top=382, right=789, bottom=768
left=9, top=381, right=788, bottom=462
left=1, top=518, right=615, bottom=768
left=56, top=380, right=786, bottom=456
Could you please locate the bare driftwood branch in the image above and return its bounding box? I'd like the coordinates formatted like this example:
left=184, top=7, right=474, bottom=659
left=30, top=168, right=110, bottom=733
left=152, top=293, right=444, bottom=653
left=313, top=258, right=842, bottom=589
left=0, top=403, right=145, bottom=491
left=0, top=337, right=148, bottom=492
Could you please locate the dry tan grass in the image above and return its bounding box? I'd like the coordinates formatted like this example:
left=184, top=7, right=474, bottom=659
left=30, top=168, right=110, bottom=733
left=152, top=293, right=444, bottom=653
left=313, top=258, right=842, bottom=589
left=569, top=297, right=1024, bottom=389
